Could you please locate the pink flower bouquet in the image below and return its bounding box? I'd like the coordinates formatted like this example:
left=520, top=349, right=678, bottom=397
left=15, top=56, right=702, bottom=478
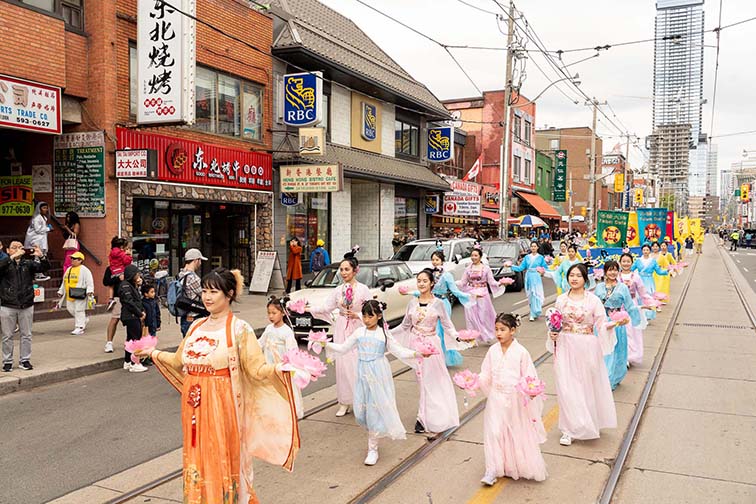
left=124, top=335, right=157, bottom=364
left=609, top=310, right=630, bottom=325
left=287, top=298, right=307, bottom=314
left=306, top=330, right=331, bottom=355
left=456, top=329, right=481, bottom=342
left=398, top=285, right=410, bottom=295
left=413, top=339, right=440, bottom=357
left=545, top=307, right=563, bottom=333
left=499, top=277, right=515, bottom=286
left=515, top=375, right=546, bottom=405
left=503, top=260, right=513, bottom=267
left=281, top=349, right=328, bottom=389
left=452, top=369, right=481, bottom=397
left=536, top=266, right=546, bottom=274
left=592, top=268, right=605, bottom=281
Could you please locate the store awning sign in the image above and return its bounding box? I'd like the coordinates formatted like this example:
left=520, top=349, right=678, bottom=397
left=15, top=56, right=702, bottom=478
left=0, top=74, right=61, bottom=135
left=115, top=149, right=157, bottom=178
left=443, top=192, right=481, bottom=216
left=0, top=176, right=33, bottom=216
left=427, top=127, right=454, bottom=162
left=283, top=72, right=323, bottom=127
left=280, top=164, right=342, bottom=193
left=424, top=194, right=440, bottom=214
left=553, top=149, right=567, bottom=202
left=361, top=102, right=377, bottom=141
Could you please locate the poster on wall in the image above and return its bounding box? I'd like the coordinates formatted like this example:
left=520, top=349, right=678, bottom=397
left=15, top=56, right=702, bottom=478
left=32, top=164, right=52, bottom=193
left=0, top=175, right=33, bottom=216
left=443, top=192, right=481, bottom=216
left=0, top=74, right=61, bottom=135
left=53, top=132, right=106, bottom=218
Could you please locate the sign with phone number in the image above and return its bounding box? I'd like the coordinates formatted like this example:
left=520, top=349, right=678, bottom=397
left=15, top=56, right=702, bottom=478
left=0, top=175, right=33, bottom=216
left=0, top=74, right=61, bottom=135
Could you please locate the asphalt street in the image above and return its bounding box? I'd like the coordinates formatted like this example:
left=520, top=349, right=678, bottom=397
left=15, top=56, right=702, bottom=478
left=0, top=282, right=555, bottom=504
left=724, top=246, right=756, bottom=295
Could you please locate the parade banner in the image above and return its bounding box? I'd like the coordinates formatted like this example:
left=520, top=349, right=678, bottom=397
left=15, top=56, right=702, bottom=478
left=665, top=211, right=675, bottom=242
left=676, top=216, right=690, bottom=240
left=689, top=218, right=702, bottom=238
left=626, top=211, right=640, bottom=247
left=596, top=210, right=628, bottom=247
left=636, top=208, right=667, bottom=243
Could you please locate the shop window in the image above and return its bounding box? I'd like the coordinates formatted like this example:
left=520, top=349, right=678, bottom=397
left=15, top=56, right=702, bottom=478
left=537, top=167, right=542, bottom=186
left=513, top=155, right=521, bottom=182
left=549, top=138, right=559, bottom=150
left=285, top=193, right=330, bottom=273
left=395, top=120, right=419, bottom=157
left=20, top=0, right=83, bottom=29
left=393, top=197, right=418, bottom=247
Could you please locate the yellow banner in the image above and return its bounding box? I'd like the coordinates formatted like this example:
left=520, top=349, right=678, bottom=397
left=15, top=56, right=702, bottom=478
left=627, top=211, right=641, bottom=247
left=614, top=173, right=625, bottom=193
left=676, top=216, right=690, bottom=241
left=689, top=218, right=702, bottom=237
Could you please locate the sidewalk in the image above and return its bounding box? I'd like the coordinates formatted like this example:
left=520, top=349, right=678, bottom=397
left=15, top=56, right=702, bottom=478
left=0, top=292, right=273, bottom=396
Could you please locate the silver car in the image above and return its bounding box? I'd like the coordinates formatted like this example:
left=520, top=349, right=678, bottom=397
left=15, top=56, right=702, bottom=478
left=391, top=238, right=476, bottom=281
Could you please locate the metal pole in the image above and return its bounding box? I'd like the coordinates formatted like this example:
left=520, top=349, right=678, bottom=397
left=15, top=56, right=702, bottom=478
left=498, top=0, right=515, bottom=240
left=588, top=99, right=598, bottom=232
left=568, top=177, right=573, bottom=234
left=624, top=133, right=631, bottom=210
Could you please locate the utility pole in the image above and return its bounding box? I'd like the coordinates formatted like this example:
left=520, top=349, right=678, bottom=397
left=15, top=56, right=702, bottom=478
left=585, top=98, right=606, bottom=233
left=623, top=133, right=631, bottom=210
left=498, top=0, right=515, bottom=240
left=568, top=177, right=573, bottom=234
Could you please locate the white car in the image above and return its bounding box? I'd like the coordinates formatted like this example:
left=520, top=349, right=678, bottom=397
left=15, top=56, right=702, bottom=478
left=391, top=238, right=477, bottom=281
left=286, top=260, right=417, bottom=336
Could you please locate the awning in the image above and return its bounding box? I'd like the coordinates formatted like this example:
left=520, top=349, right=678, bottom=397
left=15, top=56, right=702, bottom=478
left=480, top=209, right=500, bottom=222
left=515, top=192, right=561, bottom=219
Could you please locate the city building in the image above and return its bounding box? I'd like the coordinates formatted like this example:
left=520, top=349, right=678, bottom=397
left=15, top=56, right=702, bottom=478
left=707, top=141, right=719, bottom=196
left=648, top=123, right=691, bottom=215
left=689, top=133, right=709, bottom=197
left=688, top=195, right=720, bottom=228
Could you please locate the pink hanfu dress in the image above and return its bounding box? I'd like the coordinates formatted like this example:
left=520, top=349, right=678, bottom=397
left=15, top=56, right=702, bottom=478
left=479, top=339, right=547, bottom=481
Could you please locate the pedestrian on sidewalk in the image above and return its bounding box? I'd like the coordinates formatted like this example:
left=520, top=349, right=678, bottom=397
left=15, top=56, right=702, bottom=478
left=107, top=237, right=132, bottom=310
left=730, top=230, right=740, bottom=251
left=24, top=202, right=52, bottom=282
left=694, top=229, right=705, bottom=254
left=458, top=244, right=506, bottom=343
left=177, top=248, right=207, bottom=337
left=684, top=236, right=694, bottom=256
left=510, top=241, right=548, bottom=322
left=478, top=313, right=547, bottom=486
left=324, top=299, right=428, bottom=466
left=141, top=282, right=161, bottom=338
left=139, top=268, right=300, bottom=504
left=285, top=237, right=303, bottom=293
left=118, top=265, right=147, bottom=373
left=619, top=253, right=651, bottom=367
left=309, top=239, right=330, bottom=274
left=102, top=265, right=122, bottom=353
left=57, top=251, right=94, bottom=335
left=308, top=248, right=369, bottom=417
left=61, top=211, right=81, bottom=271
left=0, top=241, right=50, bottom=372
left=548, top=263, right=618, bottom=447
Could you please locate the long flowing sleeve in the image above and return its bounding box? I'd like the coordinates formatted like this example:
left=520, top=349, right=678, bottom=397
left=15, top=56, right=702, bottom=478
left=484, top=265, right=506, bottom=298
left=390, top=301, right=415, bottom=348
left=283, top=326, right=298, bottom=353
left=257, top=325, right=270, bottom=353
left=435, top=300, right=469, bottom=351
left=511, top=255, right=529, bottom=273
left=592, top=293, right=616, bottom=356
left=620, top=284, right=642, bottom=328
left=456, top=267, right=472, bottom=292
left=518, top=344, right=547, bottom=442
left=478, top=346, right=494, bottom=396
left=652, top=259, right=668, bottom=276
left=309, top=286, right=339, bottom=324
left=442, top=272, right=473, bottom=307
left=386, top=331, right=420, bottom=362
left=325, top=333, right=359, bottom=355
left=151, top=338, right=189, bottom=392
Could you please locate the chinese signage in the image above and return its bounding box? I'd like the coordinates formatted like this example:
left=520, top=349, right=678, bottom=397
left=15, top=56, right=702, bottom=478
left=283, top=72, right=323, bottom=127
left=54, top=132, right=106, bottom=218
left=553, top=149, right=567, bottom=202
left=116, top=128, right=273, bottom=191
left=137, top=0, right=196, bottom=124
left=596, top=210, right=628, bottom=247
left=299, top=127, right=325, bottom=156
left=280, top=164, right=342, bottom=193
left=443, top=192, right=481, bottom=217
left=0, top=74, right=61, bottom=134
left=361, top=102, right=377, bottom=141
left=427, top=127, right=454, bottom=162
left=636, top=208, right=668, bottom=243
left=614, top=173, right=625, bottom=194
left=481, top=185, right=500, bottom=210
left=424, top=194, right=439, bottom=214
left=0, top=176, right=33, bottom=216
left=116, top=149, right=157, bottom=178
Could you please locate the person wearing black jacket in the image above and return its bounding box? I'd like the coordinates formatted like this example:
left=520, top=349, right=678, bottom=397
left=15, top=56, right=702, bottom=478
left=538, top=237, right=554, bottom=258
left=0, top=241, right=50, bottom=372
left=118, top=265, right=147, bottom=373
left=102, top=266, right=123, bottom=354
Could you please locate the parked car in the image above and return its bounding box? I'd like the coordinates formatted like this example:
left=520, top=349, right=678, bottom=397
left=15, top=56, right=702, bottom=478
left=391, top=238, right=476, bottom=281
left=286, top=260, right=416, bottom=336
left=482, top=240, right=524, bottom=291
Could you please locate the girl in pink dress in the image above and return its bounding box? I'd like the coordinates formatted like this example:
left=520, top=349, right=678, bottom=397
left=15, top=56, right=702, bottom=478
left=619, top=252, right=650, bottom=366
left=479, top=313, right=547, bottom=486
left=309, top=249, right=372, bottom=417
left=458, top=245, right=506, bottom=344
left=393, top=268, right=468, bottom=435
left=548, top=263, right=618, bottom=446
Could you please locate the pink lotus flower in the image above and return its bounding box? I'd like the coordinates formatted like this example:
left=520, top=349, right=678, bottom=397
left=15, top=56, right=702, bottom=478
left=306, top=330, right=331, bottom=355
left=515, top=375, right=546, bottom=405
left=653, top=292, right=668, bottom=301
left=503, top=260, right=513, bottom=267
left=457, top=329, right=480, bottom=342
left=592, top=268, right=604, bottom=280
left=398, top=285, right=410, bottom=295
left=124, top=335, right=157, bottom=364
left=645, top=298, right=662, bottom=308
left=545, top=308, right=563, bottom=332
left=499, top=277, right=515, bottom=286
left=545, top=255, right=554, bottom=265
left=679, top=261, right=689, bottom=268
left=287, top=298, right=307, bottom=314
left=413, top=339, right=440, bottom=357
left=281, top=349, right=328, bottom=389
left=452, top=369, right=481, bottom=397
left=585, top=249, right=592, bottom=258
left=609, top=310, right=630, bottom=323
left=536, top=266, right=545, bottom=274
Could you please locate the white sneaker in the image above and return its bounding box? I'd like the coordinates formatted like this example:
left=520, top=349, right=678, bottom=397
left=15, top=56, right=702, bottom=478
left=480, top=473, right=497, bottom=486
left=71, top=328, right=84, bottom=335
left=105, top=341, right=114, bottom=353
left=129, top=362, right=148, bottom=373
left=559, top=433, right=572, bottom=446
left=364, top=449, right=379, bottom=466
left=529, top=316, right=535, bottom=322
left=335, top=405, right=350, bottom=417
left=123, top=361, right=131, bottom=370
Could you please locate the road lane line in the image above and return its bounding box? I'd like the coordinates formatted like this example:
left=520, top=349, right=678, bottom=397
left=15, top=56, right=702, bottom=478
left=744, top=268, right=749, bottom=272
left=513, top=299, right=528, bottom=306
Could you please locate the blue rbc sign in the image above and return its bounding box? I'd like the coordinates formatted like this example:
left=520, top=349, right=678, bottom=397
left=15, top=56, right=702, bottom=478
left=427, top=127, right=454, bottom=162
left=361, top=102, right=377, bottom=141
left=283, top=72, right=323, bottom=127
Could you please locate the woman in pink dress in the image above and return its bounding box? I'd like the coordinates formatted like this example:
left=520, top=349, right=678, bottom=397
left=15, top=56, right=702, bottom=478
left=619, top=252, right=650, bottom=366
left=309, top=249, right=371, bottom=417
left=458, top=244, right=506, bottom=344
left=479, top=313, right=547, bottom=486
left=393, top=268, right=468, bottom=435
left=547, top=263, right=617, bottom=446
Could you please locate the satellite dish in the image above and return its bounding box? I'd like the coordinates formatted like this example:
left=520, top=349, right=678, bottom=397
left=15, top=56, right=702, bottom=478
left=451, top=111, right=462, bottom=128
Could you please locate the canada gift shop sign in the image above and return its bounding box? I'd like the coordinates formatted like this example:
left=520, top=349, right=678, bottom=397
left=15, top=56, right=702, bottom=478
left=116, top=128, right=272, bottom=191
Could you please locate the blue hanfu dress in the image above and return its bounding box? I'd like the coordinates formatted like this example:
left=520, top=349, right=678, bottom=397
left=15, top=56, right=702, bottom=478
left=552, top=257, right=582, bottom=294
left=511, top=253, right=548, bottom=319
left=326, top=326, right=418, bottom=440
left=631, top=257, right=667, bottom=321
left=594, top=281, right=642, bottom=390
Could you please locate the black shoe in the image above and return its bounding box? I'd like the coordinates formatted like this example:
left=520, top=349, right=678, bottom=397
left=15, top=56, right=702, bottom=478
left=18, top=361, right=33, bottom=371
left=414, top=420, right=426, bottom=434
left=2, top=363, right=11, bottom=372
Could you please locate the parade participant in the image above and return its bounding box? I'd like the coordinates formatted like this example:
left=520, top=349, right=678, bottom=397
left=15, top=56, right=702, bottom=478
left=139, top=268, right=300, bottom=504
left=393, top=269, right=468, bottom=435
left=548, top=263, right=618, bottom=446
left=325, top=300, right=429, bottom=466
left=479, top=313, right=547, bottom=486
left=594, top=261, right=642, bottom=390
left=631, top=244, right=667, bottom=321
left=511, top=241, right=548, bottom=321
left=309, top=247, right=371, bottom=417
left=694, top=228, right=705, bottom=254
left=57, top=251, right=94, bottom=335
left=458, top=244, right=506, bottom=344
left=619, top=253, right=650, bottom=366
left=24, top=202, right=52, bottom=282
left=655, top=241, right=677, bottom=304
left=551, top=244, right=582, bottom=295
left=258, top=296, right=303, bottom=419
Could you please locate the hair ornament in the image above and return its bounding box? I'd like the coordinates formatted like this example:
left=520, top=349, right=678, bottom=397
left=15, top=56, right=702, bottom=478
left=513, top=313, right=522, bottom=327
left=435, top=240, right=443, bottom=251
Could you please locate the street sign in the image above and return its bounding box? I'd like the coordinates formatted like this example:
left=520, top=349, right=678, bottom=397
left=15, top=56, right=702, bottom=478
left=553, top=150, right=567, bottom=202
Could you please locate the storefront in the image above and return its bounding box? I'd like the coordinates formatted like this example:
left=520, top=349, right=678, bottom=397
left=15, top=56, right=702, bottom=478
left=116, top=128, right=274, bottom=281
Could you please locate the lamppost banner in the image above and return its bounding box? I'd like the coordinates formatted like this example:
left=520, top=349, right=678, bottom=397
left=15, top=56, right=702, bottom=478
left=553, top=150, right=567, bottom=202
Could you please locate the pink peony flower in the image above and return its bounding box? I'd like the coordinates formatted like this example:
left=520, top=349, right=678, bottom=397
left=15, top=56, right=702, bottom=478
left=515, top=375, right=546, bottom=405
left=545, top=255, right=554, bottom=264
left=653, top=292, right=668, bottom=301
left=413, top=338, right=440, bottom=357
left=287, top=298, right=307, bottom=314
left=503, top=260, right=513, bottom=267
left=306, top=330, right=331, bottom=355
left=592, top=268, right=604, bottom=280
left=457, top=329, right=480, bottom=342
left=124, top=335, right=158, bottom=364
left=398, top=285, right=410, bottom=295
left=452, top=369, right=481, bottom=397
left=281, top=349, right=328, bottom=389
left=499, top=277, right=515, bottom=285
left=545, top=307, right=563, bottom=332
left=536, top=266, right=545, bottom=274
left=609, top=310, right=630, bottom=323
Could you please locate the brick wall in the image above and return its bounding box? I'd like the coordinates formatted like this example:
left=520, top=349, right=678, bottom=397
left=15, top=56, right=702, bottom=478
left=64, top=32, right=88, bottom=98
left=381, top=103, right=395, bottom=157
left=330, top=84, right=351, bottom=146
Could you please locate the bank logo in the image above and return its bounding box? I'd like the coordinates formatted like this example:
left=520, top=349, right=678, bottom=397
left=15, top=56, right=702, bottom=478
left=361, top=102, right=377, bottom=141
left=427, top=127, right=453, bottom=162
left=283, top=72, right=322, bottom=127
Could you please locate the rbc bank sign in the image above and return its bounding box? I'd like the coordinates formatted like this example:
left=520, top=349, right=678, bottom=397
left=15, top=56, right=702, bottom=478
left=283, top=72, right=323, bottom=127
left=427, top=127, right=454, bottom=162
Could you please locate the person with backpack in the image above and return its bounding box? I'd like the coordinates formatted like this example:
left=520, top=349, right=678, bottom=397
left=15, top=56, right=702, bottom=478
left=309, top=239, right=330, bottom=274
left=172, top=249, right=207, bottom=337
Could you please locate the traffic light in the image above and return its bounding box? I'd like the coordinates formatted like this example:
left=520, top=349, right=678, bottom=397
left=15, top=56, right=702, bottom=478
left=741, top=183, right=750, bottom=203
left=580, top=206, right=587, bottom=217
left=634, top=188, right=644, bottom=205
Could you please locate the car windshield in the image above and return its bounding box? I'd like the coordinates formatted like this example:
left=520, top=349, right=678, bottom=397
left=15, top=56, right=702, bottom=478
left=392, top=242, right=451, bottom=261
left=482, top=242, right=520, bottom=258
left=310, top=266, right=374, bottom=288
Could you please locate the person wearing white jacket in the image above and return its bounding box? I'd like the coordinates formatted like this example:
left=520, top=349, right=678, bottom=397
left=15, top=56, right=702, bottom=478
left=24, top=201, right=52, bottom=282
left=57, top=252, right=94, bottom=335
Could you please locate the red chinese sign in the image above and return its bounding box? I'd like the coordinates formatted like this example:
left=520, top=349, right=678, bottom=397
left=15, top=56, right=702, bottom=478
left=116, top=128, right=272, bottom=191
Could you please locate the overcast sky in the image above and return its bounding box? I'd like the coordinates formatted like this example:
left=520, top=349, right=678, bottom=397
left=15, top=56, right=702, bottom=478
left=321, top=0, right=756, bottom=187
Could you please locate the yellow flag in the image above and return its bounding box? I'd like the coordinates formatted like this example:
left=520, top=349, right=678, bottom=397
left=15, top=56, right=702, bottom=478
left=677, top=217, right=690, bottom=241
left=627, top=211, right=641, bottom=247
left=689, top=218, right=702, bottom=237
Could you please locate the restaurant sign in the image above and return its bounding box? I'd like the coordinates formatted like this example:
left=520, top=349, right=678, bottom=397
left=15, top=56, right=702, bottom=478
left=280, top=164, right=343, bottom=193
left=0, top=74, right=61, bottom=134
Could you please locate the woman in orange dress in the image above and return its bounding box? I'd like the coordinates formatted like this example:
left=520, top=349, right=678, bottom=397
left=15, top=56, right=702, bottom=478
left=140, top=269, right=300, bottom=504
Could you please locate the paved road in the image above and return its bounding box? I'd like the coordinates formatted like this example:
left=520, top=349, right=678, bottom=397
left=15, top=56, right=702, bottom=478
left=0, top=284, right=554, bottom=504
left=725, top=247, right=756, bottom=296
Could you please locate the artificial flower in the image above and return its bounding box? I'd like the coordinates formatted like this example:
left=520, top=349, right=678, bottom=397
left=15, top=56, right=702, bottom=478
left=124, top=335, right=158, bottom=363
left=306, top=330, right=331, bottom=355
left=452, top=369, right=481, bottom=397
left=287, top=298, right=307, bottom=314
left=281, top=349, right=328, bottom=389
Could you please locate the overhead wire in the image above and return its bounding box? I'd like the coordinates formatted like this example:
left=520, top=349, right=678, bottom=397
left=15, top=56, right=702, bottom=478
left=708, top=0, right=724, bottom=141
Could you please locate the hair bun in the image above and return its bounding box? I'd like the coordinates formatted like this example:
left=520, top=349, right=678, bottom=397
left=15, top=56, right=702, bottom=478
left=230, top=269, right=244, bottom=299
left=513, top=313, right=522, bottom=327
